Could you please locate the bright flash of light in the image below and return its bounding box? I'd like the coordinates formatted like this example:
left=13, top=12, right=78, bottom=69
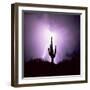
left=42, top=29, right=57, bottom=62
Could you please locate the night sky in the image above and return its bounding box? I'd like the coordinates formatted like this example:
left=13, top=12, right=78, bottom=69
left=23, top=11, right=80, bottom=64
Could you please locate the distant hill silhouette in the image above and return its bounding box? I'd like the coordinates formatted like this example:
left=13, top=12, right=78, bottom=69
left=24, top=52, right=80, bottom=77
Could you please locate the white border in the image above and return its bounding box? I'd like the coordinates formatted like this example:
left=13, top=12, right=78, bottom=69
left=18, top=6, right=86, bottom=84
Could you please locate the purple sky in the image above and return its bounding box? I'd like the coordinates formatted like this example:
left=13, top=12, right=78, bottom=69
left=23, top=11, right=80, bottom=64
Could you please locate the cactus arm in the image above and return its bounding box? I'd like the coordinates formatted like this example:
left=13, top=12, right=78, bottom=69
left=55, top=45, right=56, bottom=54
left=48, top=48, right=51, bottom=55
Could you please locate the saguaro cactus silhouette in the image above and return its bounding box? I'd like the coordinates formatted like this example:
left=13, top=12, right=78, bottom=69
left=48, top=37, right=56, bottom=64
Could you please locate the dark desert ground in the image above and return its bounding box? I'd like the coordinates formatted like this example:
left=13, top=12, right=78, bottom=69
left=24, top=51, right=80, bottom=77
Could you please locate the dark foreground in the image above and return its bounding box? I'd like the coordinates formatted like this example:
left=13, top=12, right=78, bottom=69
left=24, top=57, right=80, bottom=77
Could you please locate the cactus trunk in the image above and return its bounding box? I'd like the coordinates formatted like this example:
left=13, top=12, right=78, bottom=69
left=51, top=58, right=54, bottom=64
left=48, top=37, right=56, bottom=64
